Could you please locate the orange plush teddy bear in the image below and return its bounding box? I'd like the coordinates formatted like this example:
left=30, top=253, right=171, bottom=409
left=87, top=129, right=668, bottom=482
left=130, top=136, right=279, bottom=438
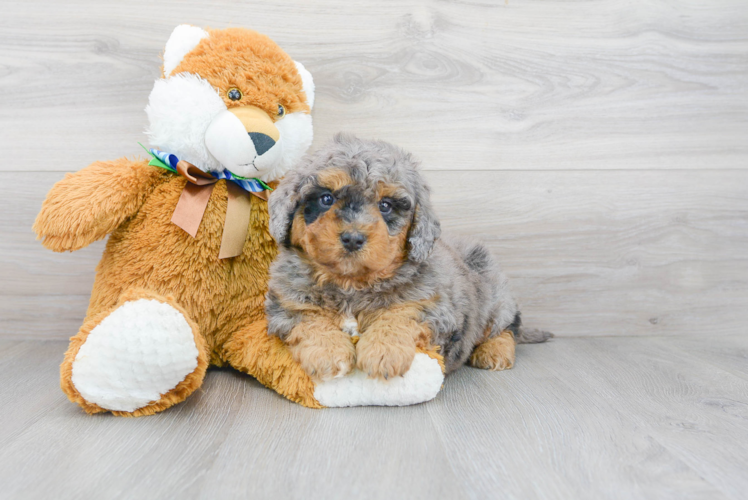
left=34, top=26, right=444, bottom=415
left=33, top=25, right=320, bottom=415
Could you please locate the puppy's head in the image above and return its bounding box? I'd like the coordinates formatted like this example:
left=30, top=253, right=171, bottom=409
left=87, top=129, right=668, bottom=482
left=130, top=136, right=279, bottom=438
left=269, top=134, right=440, bottom=285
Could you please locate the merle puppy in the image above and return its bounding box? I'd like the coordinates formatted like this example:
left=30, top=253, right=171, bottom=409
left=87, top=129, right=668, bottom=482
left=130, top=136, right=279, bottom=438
left=266, top=134, right=550, bottom=381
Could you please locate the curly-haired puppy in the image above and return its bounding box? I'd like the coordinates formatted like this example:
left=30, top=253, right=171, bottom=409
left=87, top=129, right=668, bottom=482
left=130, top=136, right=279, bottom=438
left=266, top=134, right=551, bottom=382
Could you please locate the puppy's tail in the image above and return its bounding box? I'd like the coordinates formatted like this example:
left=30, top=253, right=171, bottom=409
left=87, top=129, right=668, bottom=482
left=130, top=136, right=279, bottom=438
left=508, top=312, right=553, bottom=344
left=517, top=327, right=554, bottom=344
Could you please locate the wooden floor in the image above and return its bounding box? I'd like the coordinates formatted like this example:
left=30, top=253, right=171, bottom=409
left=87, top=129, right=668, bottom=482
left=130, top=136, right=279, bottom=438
left=1, top=336, right=747, bottom=500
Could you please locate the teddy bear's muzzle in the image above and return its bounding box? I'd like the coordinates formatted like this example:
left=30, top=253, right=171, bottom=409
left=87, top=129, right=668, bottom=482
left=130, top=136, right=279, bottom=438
left=204, top=105, right=282, bottom=178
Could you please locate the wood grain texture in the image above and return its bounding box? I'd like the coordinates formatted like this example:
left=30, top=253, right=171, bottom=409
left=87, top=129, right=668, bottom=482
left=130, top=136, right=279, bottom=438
left=1, top=337, right=748, bottom=499
left=0, top=0, right=746, bottom=172
left=431, top=336, right=748, bottom=500
left=664, top=334, right=748, bottom=382
left=430, top=340, right=733, bottom=500
left=0, top=341, right=69, bottom=449
left=4, top=169, right=747, bottom=339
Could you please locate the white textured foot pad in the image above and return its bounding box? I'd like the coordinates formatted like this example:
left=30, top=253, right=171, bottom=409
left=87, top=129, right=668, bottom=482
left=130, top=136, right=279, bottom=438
left=313, top=353, right=444, bottom=407
left=71, top=299, right=199, bottom=412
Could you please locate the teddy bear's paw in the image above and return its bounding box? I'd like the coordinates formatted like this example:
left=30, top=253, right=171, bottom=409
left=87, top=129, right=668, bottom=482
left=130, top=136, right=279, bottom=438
left=71, top=299, right=200, bottom=412
left=314, top=353, right=444, bottom=407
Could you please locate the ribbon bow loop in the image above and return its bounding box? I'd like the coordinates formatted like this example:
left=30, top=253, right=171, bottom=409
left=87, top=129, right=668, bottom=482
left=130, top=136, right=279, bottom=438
left=140, top=144, right=271, bottom=259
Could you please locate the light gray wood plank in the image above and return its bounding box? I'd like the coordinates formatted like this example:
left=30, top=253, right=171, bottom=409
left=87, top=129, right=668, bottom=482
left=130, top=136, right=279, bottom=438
left=195, top=382, right=466, bottom=500
left=0, top=341, right=69, bottom=448
left=0, top=345, right=464, bottom=500
left=4, top=169, right=747, bottom=339
left=553, top=337, right=748, bottom=500
left=430, top=336, right=748, bottom=500
left=0, top=0, right=746, bottom=172
left=0, top=358, right=247, bottom=500
left=2, top=338, right=748, bottom=499
left=662, top=334, right=748, bottom=382
left=0, top=295, right=91, bottom=340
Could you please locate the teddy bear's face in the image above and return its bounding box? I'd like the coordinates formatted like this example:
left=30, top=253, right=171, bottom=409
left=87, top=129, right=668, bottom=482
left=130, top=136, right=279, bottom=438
left=145, top=26, right=314, bottom=181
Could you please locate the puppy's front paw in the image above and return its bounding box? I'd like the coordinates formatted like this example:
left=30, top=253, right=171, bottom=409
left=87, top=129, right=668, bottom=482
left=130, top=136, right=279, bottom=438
left=356, top=334, right=416, bottom=380
left=289, top=334, right=356, bottom=382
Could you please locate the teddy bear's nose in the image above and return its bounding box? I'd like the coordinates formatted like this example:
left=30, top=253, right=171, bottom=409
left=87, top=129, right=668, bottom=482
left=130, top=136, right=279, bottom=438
left=248, top=132, right=276, bottom=156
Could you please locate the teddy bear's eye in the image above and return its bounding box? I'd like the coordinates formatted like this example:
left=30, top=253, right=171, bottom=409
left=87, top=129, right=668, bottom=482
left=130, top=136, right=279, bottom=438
left=227, top=88, right=242, bottom=101
left=277, top=104, right=286, bottom=118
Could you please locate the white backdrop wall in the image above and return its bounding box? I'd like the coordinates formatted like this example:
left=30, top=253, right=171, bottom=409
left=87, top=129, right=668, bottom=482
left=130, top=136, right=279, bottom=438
left=2, top=0, right=747, bottom=338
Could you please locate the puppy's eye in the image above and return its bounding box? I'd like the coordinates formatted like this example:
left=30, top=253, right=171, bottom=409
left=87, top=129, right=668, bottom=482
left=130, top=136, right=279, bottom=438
left=227, top=88, right=242, bottom=101
left=319, top=193, right=335, bottom=207
left=277, top=104, right=286, bottom=117
left=379, top=200, right=393, bottom=215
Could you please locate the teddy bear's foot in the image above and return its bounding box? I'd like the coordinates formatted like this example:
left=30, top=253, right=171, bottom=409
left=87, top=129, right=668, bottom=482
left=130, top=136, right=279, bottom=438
left=61, top=290, right=208, bottom=416
left=313, top=352, right=444, bottom=407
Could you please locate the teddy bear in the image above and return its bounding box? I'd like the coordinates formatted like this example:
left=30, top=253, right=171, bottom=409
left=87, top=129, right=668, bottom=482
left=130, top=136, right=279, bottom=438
left=33, top=25, right=444, bottom=415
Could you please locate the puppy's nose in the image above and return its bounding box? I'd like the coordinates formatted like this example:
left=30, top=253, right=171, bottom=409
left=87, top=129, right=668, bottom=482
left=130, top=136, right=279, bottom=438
left=340, top=232, right=366, bottom=252
left=248, top=132, right=276, bottom=156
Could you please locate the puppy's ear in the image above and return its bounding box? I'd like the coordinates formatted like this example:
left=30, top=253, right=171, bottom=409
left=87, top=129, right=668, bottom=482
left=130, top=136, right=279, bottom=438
left=269, top=169, right=311, bottom=246
left=407, top=190, right=441, bottom=263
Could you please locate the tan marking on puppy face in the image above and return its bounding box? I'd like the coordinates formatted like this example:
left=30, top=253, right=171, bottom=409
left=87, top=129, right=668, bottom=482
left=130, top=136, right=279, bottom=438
left=290, top=198, right=412, bottom=290
left=317, top=169, right=352, bottom=191
left=350, top=204, right=408, bottom=274
left=376, top=182, right=409, bottom=201
left=294, top=201, right=346, bottom=266
left=469, top=330, right=515, bottom=371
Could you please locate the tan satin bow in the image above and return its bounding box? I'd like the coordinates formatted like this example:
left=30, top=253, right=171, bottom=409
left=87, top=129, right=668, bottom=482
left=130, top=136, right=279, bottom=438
left=170, top=160, right=268, bottom=259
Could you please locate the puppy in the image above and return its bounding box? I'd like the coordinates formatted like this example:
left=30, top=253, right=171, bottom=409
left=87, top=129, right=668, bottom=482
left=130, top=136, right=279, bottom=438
left=266, top=134, right=551, bottom=381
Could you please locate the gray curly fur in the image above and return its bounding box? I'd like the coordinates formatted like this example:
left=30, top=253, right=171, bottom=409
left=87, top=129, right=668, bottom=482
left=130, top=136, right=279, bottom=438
left=266, top=134, right=551, bottom=373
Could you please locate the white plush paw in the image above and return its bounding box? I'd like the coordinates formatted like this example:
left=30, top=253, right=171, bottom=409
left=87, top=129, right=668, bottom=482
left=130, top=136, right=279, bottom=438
left=313, top=353, right=444, bottom=407
left=71, top=299, right=199, bottom=412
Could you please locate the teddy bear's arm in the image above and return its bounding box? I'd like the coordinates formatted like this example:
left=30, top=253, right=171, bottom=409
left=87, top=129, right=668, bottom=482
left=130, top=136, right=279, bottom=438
left=33, top=158, right=168, bottom=252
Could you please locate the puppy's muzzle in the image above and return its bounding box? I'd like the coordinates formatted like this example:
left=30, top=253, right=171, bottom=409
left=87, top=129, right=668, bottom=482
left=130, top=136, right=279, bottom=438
left=340, top=231, right=366, bottom=252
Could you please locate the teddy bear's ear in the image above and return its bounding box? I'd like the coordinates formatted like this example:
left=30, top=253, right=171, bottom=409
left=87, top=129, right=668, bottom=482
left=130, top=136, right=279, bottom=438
left=294, top=61, right=315, bottom=110
left=162, top=25, right=210, bottom=77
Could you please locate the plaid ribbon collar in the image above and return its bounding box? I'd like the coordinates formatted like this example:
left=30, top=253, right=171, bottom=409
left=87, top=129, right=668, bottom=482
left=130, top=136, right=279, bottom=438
left=138, top=143, right=272, bottom=259
left=139, top=143, right=272, bottom=193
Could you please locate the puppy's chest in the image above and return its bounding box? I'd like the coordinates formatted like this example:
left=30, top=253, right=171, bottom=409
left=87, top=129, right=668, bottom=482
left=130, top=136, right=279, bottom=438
left=313, top=287, right=384, bottom=317
left=311, top=286, right=435, bottom=338
left=340, top=314, right=360, bottom=338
